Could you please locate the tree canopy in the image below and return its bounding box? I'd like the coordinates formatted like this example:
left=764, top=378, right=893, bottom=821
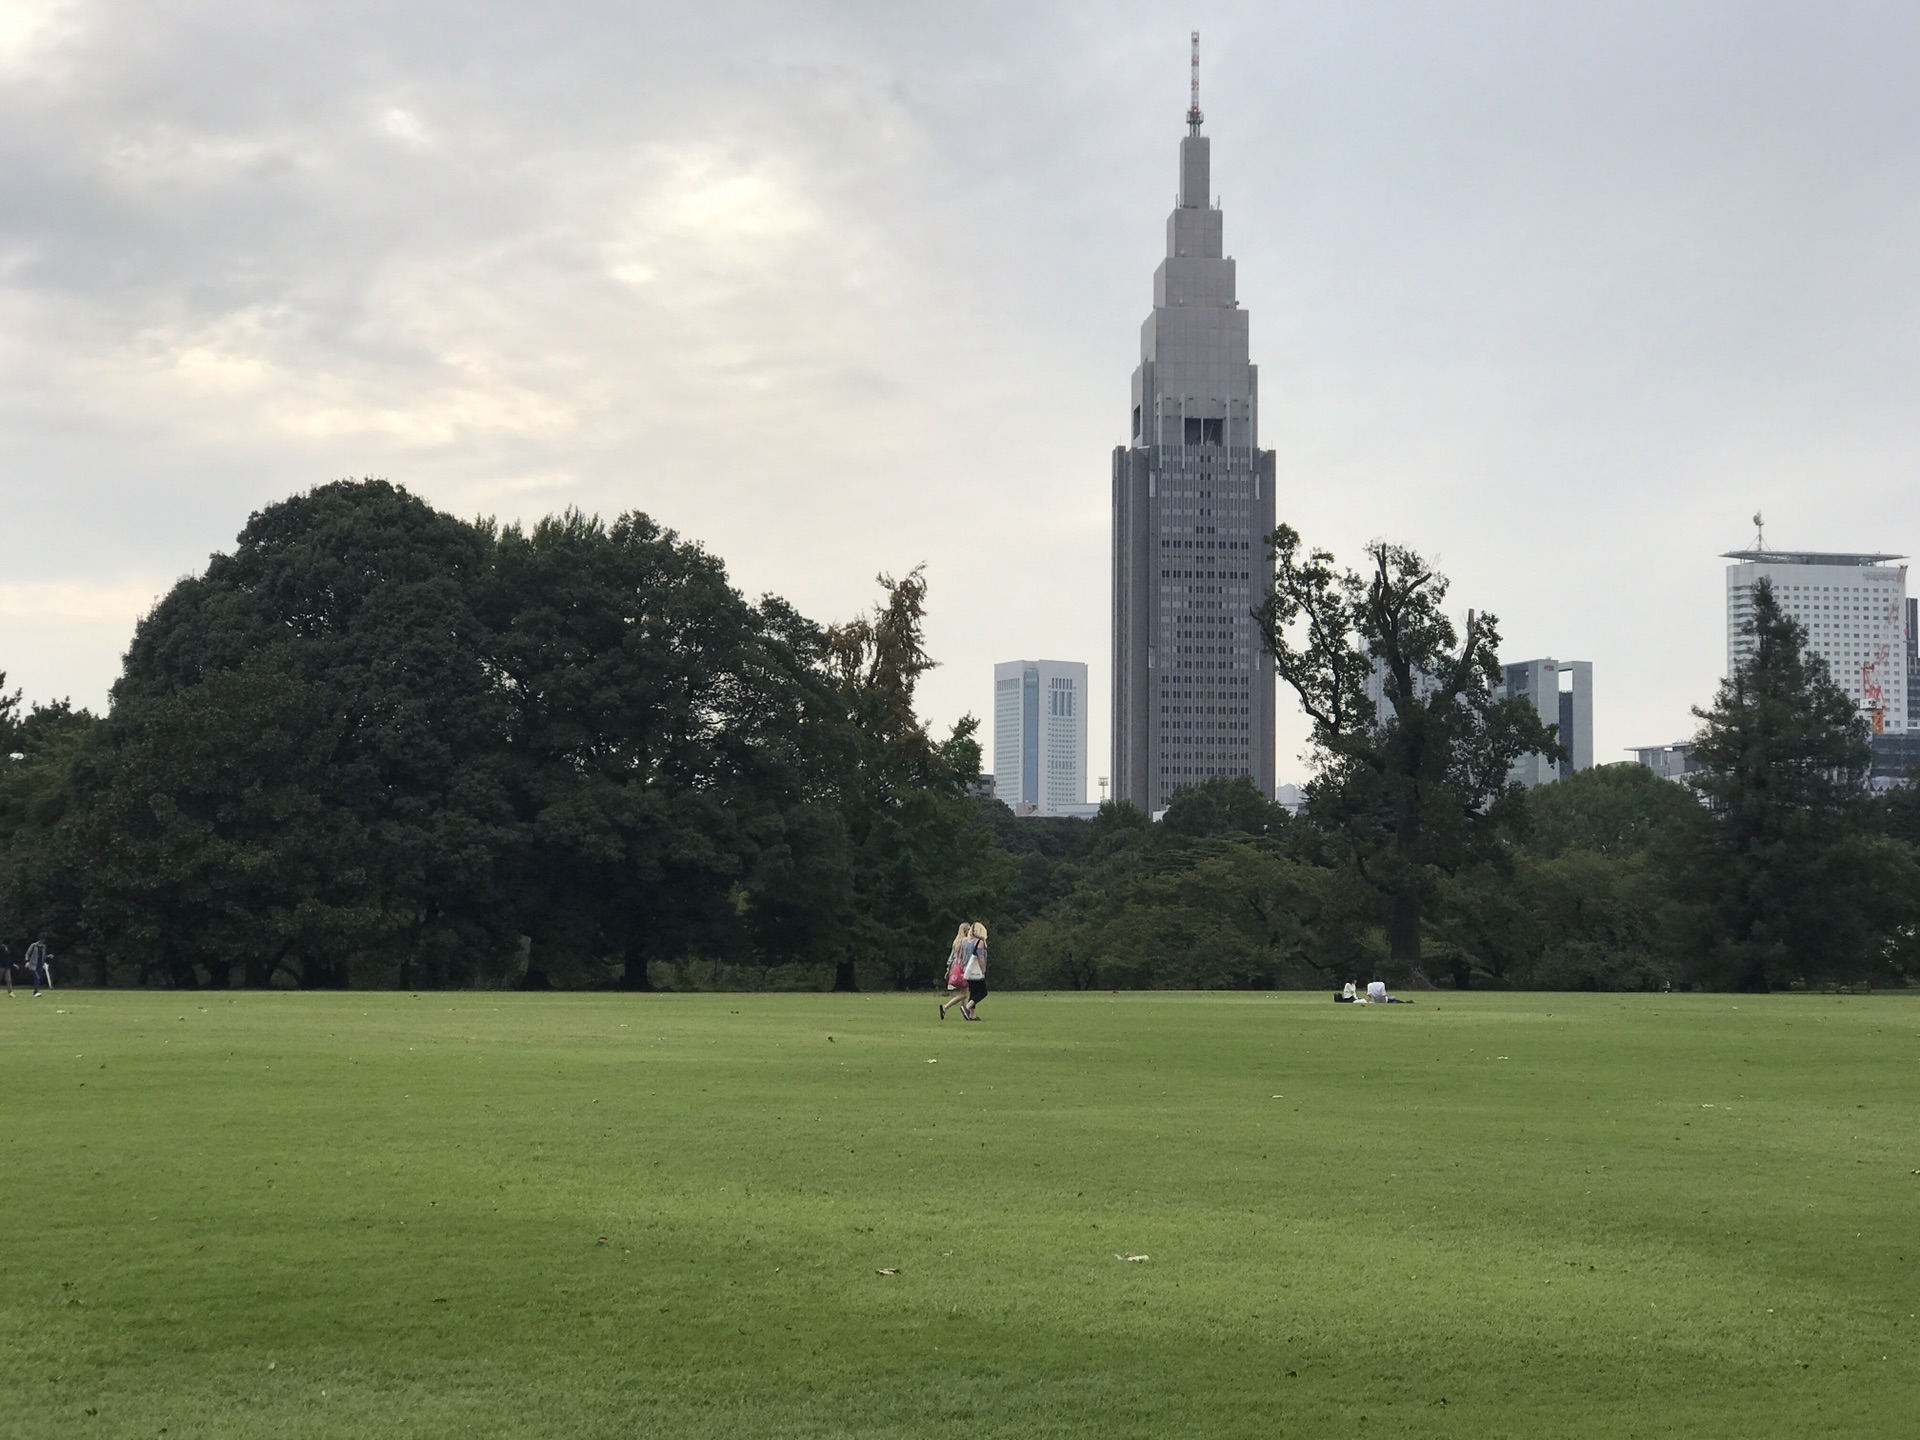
left=1252, top=526, right=1557, bottom=980
left=1676, top=579, right=1915, bottom=990
left=0, top=482, right=1005, bottom=989
left=6, top=491, right=1918, bottom=994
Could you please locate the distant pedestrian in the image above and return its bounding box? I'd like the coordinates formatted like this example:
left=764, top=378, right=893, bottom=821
left=960, top=923, right=989, bottom=1021
left=24, top=939, right=50, bottom=997
left=1, top=941, right=12, bottom=997
left=939, top=924, right=974, bottom=1020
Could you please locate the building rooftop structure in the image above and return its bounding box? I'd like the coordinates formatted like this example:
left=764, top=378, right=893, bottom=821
left=1721, top=550, right=1906, bottom=567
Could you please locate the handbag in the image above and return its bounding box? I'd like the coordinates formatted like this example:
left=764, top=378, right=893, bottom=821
left=946, top=957, right=967, bottom=990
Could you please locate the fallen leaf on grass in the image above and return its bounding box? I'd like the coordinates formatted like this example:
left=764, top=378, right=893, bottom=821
left=596, top=1236, right=608, bottom=1245
left=876, top=1268, right=899, bottom=1276
left=1114, top=1254, right=1150, bottom=1262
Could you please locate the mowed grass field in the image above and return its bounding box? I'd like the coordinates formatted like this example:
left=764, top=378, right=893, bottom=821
left=1, top=990, right=1916, bottom=1438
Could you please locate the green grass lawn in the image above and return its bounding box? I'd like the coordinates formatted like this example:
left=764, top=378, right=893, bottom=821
left=1, top=989, right=1916, bottom=1437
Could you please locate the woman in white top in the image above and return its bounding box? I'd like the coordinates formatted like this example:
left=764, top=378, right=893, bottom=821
left=939, top=924, right=974, bottom=1019
left=960, top=922, right=989, bottom=1020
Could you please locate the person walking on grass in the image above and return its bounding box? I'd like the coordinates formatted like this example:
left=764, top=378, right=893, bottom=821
left=24, top=938, right=49, bottom=997
left=960, top=922, right=989, bottom=1021
left=940, top=923, right=975, bottom=1019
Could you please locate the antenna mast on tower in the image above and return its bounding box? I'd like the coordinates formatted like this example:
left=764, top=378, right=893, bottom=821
left=1187, top=31, right=1203, bottom=133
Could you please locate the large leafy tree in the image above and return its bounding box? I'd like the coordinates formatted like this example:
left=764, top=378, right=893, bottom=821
left=1253, top=526, right=1557, bottom=980
left=83, top=480, right=521, bottom=985
left=487, top=509, right=853, bottom=988
left=1679, top=579, right=1915, bottom=990
left=59, top=663, right=381, bottom=987
left=0, top=491, right=1011, bottom=991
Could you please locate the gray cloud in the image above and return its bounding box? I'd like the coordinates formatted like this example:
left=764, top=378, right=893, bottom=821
left=4, top=0, right=1920, bottom=779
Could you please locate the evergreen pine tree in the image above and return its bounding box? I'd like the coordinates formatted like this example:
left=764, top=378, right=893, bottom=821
left=1682, top=577, right=1900, bottom=989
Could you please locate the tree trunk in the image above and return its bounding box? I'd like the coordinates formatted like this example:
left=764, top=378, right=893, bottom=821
left=832, top=958, right=859, bottom=992
left=619, top=951, right=653, bottom=991
left=1387, top=889, right=1422, bottom=973
left=1389, top=805, right=1425, bottom=978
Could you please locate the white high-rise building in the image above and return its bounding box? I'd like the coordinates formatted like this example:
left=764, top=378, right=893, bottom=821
left=1501, top=658, right=1594, bottom=786
left=993, top=661, right=1091, bottom=816
left=1724, top=549, right=1909, bottom=733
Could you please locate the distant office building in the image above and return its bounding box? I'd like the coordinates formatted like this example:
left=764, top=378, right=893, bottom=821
left=1361, top=656, right=1592, bottom=788
left=1111, top=37, right=1277, bottom=812
left=994, top=661, right=1090, bottom=816
left=1361, top=660, right=1441, bottom=723
left=1501, top=658, right=1594, bottom=786
left=1628, top=742, right=1699, bottom=781
left=1724, top=548, right=1909, bottom=733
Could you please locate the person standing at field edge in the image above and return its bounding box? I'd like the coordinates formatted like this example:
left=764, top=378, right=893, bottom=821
left=960, top=923, right=989, bottom=1021
left=24, top=939, right=50, bottom=997
left=940, top=923, right=974, bottom=1020
left=1, top=941, right=13, bottom=997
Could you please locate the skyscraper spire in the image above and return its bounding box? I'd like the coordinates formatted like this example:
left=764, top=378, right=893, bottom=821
left=1187, top=30, right=1203, bottom=134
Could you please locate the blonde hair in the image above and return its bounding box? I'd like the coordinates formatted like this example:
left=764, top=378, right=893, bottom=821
left=971, top=922, right=988, bottom=941
left=955, top=923, right=974, bottom=943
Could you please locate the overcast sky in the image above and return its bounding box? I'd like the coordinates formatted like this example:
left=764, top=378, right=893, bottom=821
left=5, top=1, right=1920, bottom=785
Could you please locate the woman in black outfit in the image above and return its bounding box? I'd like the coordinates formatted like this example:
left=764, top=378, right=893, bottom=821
left=962, top=923, right=989, bottom=1020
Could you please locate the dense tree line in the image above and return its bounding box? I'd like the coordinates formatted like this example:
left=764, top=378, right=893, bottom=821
left=2, top=492, right=1913, bottom=991
left=997, top=568, right=1920, bottom=993
left=0, top=481, right=1002, bottom=989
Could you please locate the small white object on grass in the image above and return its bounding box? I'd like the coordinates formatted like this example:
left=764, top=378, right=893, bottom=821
left=876, top=1267, right=899, bottom=1276
left=1114, top=1254, right=1150, bottom=1262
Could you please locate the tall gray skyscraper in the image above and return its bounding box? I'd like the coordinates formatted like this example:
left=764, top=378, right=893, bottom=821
left=1111, top=37, right=1276, bottom=812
